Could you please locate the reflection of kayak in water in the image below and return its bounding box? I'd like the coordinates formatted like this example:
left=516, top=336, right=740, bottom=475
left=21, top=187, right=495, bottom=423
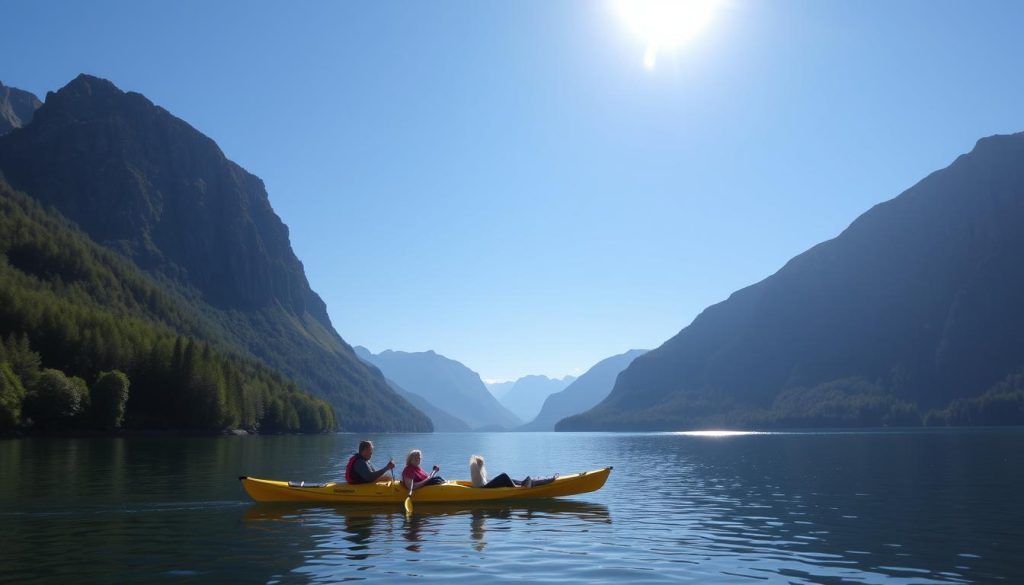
left=242, top=498, right=611, bottom=523
left=240, top=467, right=612, bottom=504
left=243, top=499, right=611, bottom=554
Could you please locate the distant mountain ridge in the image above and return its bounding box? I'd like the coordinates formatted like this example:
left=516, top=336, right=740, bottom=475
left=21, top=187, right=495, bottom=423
left=352, top=347, right=470, bottom=432
left=0, top=81, right=40, bottom=135
left=355, top=346, right=521, bottom=429
left=521, top=350, right=646, bottom=431
left=560, top=132, right=1024, bottom=431
left=497, top=374, right=575, bottom=422
left=382, top=380, right=471, bottom=433
left=0, top=74, right=431, bottom=431
left=485, top=381, right=516, bottom=399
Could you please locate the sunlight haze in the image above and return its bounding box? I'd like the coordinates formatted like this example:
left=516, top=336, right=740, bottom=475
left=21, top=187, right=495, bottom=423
left=4, top=1, right=1023, bottom=381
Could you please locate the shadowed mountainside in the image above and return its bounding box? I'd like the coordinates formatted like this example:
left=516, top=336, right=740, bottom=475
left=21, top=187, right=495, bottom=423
left=521, top=350, right=646, bottom=431
left=560, top=133, right=1024, bottom=431
left=0, top=74, right=430, bottom=432
left=0, top=81, right=40, bottom=136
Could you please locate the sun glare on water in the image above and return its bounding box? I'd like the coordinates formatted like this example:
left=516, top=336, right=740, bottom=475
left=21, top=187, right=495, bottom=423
left=673, top=430, right=764, bottom=437
left=615, top=0, right=721, bottom=69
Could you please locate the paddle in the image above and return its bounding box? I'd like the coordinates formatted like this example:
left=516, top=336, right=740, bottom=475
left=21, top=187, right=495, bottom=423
left=404, top=468, right=438, bottom=517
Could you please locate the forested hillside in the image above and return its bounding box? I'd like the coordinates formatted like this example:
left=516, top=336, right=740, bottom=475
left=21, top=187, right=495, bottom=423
left=0, top=75, right=431, bottom=432
left=0, top=179, right=335, bottom=433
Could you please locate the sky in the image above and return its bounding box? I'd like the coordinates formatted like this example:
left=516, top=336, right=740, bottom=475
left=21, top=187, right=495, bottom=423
left=3, top=1, right=1023, bottom=381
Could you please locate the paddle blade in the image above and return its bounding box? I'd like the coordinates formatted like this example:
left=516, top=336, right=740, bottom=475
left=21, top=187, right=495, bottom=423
left=404, top=496, right=413, bottom=516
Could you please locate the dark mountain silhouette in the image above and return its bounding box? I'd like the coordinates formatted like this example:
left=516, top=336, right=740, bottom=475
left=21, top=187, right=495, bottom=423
left=497, top=374, right=575, bottom=422
left=0, top=74, right=430, bottom=432
left=521, top=350, right=646, bottom=431
left=0, top=81, right=40, bottom=136
left=560, top=132, right=1024, bottom=431
left=355, top=346, right=521, bottom=429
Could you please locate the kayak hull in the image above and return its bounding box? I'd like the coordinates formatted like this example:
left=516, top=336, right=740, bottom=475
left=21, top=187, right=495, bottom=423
left=240, top=467, right=612, bottom=504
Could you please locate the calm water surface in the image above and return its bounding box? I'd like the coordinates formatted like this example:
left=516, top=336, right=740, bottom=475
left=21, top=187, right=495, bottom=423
left=1, top=430, right=1022, bottom=584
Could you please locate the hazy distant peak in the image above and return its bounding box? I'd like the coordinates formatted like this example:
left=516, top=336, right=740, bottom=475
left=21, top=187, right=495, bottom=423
left=358, top=346, right=521, bottom=429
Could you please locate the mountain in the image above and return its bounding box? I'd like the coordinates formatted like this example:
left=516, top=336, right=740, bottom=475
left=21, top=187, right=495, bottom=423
left=485, top=381, right=516, bottom=399
left=0, top=74, right=431, bottom=432
left=0, top=81, right=40, bottom=135
left=352, top=347, right=470, bottom=432
left=0, top=177, right=335, bottom=433
left=521, top=350, right=646, bottom=431
left=390, top=386, right=471, bottom=432
left=355, top=347, right=521, bottom=429
left=560, top=132, right=1024, bottom=431
left=497, top=375, right=575, bottom=422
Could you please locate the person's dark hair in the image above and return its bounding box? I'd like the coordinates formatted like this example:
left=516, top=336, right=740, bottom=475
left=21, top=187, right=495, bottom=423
left=358, top=440, right=373, bottom=454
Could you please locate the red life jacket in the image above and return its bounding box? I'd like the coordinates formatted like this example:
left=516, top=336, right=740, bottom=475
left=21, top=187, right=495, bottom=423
left=345, top=454, right=359, bottom=484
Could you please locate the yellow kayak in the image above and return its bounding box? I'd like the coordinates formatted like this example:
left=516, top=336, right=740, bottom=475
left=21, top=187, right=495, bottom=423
left=239, top=467, right=612, bottom=504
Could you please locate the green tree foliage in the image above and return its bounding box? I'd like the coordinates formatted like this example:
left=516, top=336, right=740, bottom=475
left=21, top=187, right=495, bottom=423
left=0, top=363, right=26, bottom=432
left=767, top=379, right=921, bottom=427
left=925, top=373, right=1024, bottom=426
left=0, top=334, right=41, bottom=391
left=91, top=370, right=130, bottom=430
left=0, top=179, right=336, bottom=434
left=24, top=369, right=86, bottom=428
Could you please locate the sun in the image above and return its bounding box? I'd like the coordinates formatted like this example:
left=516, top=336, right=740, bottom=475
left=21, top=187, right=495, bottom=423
left=615, top=0, right=721, bottom=69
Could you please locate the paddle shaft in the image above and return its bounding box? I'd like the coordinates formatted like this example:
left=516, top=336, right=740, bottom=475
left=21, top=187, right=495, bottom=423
left=404, top=469, right=438, bottom=515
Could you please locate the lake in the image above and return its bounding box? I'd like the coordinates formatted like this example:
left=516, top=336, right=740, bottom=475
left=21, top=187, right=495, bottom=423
left=1, top=429, right=1022, bottom=583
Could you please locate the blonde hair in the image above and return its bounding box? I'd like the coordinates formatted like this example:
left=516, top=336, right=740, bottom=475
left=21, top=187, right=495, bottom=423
left=406, top=449, right=422, bottom=466
left=469, top=455, right=487, bottom=487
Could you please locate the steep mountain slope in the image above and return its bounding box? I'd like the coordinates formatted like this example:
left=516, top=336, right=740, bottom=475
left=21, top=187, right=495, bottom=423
left=0, top=178, right=335, bottom=432
left=0, top=74, right=430, bottom=431
left=521, top=350, right=646, bottom=431
left=356, top=347, right=521, bottom=429
left=560, top=132, right=1024, bottom=430
left=0, top=81, right=40, bottom=135
left=498, top=375, right=575, bottom=422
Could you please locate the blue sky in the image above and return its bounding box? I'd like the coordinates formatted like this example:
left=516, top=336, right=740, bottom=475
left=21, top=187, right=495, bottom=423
left=4, top=1, right=1023, bottom=381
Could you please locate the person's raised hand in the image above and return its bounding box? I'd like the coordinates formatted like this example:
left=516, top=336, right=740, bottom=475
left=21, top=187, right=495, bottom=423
left=432, top=465, right=440, bottom=472
left=387, top=458, right=395, bottom=470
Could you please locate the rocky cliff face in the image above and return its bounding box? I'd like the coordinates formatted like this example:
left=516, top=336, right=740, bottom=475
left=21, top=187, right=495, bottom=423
left=0, top=75, right=325, bottom=318
left=0, top=74, right=431, bottom=432
left=560, top=132, right=1024, bottom=431
left=0, top=81, right=41, bottom=136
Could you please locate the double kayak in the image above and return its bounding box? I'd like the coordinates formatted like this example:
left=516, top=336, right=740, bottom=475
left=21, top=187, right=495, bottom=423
left=239, top=466, right=612, bottom=504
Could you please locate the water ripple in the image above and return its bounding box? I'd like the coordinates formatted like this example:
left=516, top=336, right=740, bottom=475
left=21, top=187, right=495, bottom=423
left=1, top=431, right=1023, bottom=583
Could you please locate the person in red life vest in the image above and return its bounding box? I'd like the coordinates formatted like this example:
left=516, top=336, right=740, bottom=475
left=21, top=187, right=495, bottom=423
left=344, top=440, right=395, bottom=485
left=402, top=449, right=444, bottom=491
